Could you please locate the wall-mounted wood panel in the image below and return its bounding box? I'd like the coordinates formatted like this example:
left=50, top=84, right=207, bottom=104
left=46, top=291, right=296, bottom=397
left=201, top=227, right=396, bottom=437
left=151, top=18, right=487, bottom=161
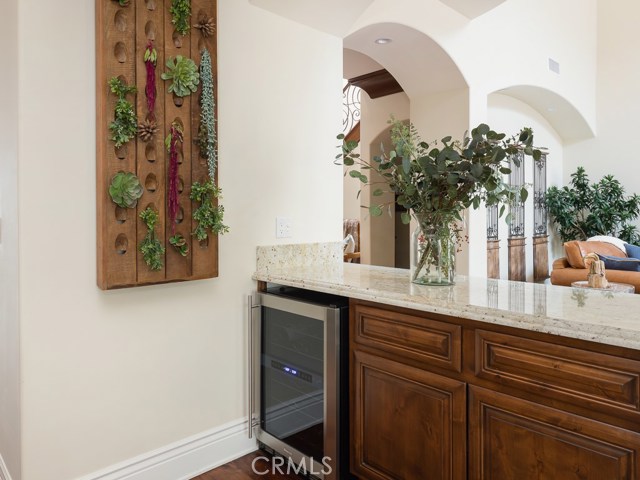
left=96, top=0, right=219, bottom=289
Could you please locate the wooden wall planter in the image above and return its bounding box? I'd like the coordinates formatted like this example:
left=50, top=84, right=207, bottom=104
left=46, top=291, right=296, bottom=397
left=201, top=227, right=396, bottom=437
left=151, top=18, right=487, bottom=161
left=96, top=0, right=218, bottom=289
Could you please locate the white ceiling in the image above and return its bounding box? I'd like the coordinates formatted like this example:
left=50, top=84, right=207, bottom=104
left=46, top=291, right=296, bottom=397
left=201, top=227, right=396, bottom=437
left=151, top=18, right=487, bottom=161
left=439, top=0, right=507, bottom=19
left=249, top=0, right=374, bottom=37
left=344, top=23, right=467, bottom=97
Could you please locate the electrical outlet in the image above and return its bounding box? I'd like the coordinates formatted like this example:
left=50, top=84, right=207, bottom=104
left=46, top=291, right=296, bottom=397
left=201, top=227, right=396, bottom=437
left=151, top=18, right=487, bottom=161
left=276, top=217, right=292, bottom=238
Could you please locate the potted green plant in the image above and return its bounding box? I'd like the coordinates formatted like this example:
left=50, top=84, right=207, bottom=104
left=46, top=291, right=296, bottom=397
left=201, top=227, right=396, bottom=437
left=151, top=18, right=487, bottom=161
left=337, top=118, right=540, bottom=285
left=546, top=167, right=640, bottom=243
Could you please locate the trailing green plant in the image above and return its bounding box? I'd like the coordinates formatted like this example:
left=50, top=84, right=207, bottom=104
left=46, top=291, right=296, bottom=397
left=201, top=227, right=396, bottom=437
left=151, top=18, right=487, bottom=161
left=338, top=118, right=539, bottom=225
left=161, top=55, right=199, bottom=97
left=113, top=0, right=130, bottom=6
left=198, top=49, right=217, bottom=180
left=139, top=207, right=165, bottom=271
left=170, top=0, right=191, bottom=36
left=546, top=166, right=640, bottom=243
left=108, top=77, right=138, bottom=148
left=190, top=180, right=228, bottom=241
left=109, top=172, right=143, bottom=209
left=169, top=234, right=189, bottom=256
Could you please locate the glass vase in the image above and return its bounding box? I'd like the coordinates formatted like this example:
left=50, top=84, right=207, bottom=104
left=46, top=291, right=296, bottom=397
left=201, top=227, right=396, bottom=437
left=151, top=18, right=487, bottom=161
left=411, top=220, right=456, bottom=286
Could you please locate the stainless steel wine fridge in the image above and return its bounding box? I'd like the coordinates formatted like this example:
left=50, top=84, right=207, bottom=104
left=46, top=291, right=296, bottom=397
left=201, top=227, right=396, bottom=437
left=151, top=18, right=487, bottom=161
left=248, top=286, right=350, bottom=480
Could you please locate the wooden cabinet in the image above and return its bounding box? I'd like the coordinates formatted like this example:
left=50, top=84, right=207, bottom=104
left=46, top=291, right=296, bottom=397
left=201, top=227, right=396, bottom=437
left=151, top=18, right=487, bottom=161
left=469, top=386, right=640, bottom=479
left=350, top=300, right=640, bottom=480
left=351, top=350, right=466, bottom=480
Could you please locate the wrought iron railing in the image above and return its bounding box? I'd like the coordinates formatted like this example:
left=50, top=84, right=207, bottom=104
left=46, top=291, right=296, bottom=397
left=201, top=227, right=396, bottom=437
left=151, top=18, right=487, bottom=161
left=508, top=151, right=525, bottom=238
left=342, top=83, right=361, bottom=136
left=533, top=153, right=548, bottom=237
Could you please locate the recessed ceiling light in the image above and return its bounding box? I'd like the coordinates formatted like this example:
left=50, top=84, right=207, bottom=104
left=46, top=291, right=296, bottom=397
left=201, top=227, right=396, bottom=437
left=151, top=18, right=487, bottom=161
left=375, top=38, right=392, bottom=45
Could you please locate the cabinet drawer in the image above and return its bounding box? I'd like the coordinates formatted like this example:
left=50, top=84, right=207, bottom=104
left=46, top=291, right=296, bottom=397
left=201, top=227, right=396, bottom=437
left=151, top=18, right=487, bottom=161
left=475, top=330, right=640, bottom=414
left=353, top=304, right=461, bottom=372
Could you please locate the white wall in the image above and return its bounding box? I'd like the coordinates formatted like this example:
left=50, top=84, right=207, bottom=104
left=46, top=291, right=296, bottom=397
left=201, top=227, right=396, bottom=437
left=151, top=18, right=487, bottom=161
left=358, top=91, right=409, bottom=266
left=16, top=1, right=342, bottom=479
left=0, top=0, right=22, bottom=476
left=410, top=89, right=471, bottom=275
left=488, top=94, right=564, bottom=280
left=349, top=0, right=598, bottom=133
left=564, top=0, right=640, bottom=219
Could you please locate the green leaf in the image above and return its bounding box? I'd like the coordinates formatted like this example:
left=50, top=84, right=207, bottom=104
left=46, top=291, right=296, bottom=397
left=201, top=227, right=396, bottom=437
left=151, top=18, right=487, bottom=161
left=499, top=167, right=512, bottom=175
left=520, top=187, right=528, bottom=203
left=477, top=124, right=490, bottom=135
left=373, top=188, right=384, bottom=196
left=369, top=205, right=383, bottom=216
left=471, top=163, right=484, bottom=179
left=401, top=212, right=411, bottom=224
left=402, top=156, right=411, bottom=174
left=441, top=136, right=452, bottom=143
left=447, top=173, right=459, bottom=185
left=336, top=133, right=345, bottom=140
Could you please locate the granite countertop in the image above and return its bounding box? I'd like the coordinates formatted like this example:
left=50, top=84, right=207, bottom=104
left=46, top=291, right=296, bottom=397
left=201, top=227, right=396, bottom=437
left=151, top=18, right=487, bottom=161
left=254, top=243, right=640, bottom=351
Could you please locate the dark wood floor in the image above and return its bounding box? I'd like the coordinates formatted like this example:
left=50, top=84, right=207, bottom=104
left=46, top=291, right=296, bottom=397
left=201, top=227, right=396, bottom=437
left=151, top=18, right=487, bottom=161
left=192, top=451, right=306, bottom=479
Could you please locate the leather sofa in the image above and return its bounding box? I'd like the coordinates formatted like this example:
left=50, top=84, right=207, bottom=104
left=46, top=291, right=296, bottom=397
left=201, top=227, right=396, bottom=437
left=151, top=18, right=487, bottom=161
left=550, top=240, right=640, bottom=293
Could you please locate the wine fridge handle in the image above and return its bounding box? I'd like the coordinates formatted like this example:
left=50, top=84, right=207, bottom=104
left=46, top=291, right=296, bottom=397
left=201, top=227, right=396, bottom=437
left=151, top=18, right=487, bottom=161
left=247, top=294, right=254, bottom=439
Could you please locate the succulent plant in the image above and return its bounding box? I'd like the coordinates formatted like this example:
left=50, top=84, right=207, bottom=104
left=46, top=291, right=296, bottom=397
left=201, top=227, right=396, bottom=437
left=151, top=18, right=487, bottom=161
left=109, top=172, right=143, bottom=209
left=170, top=0, right=191, bottom=36
left=161, top=55, right=200, bottom=97
left=108, top=77, right=138, bottom=148
left=169, top=234, right=189, bottom=256
left=190, top=180, right=228, bottom=241
left=139, top=207, right=165, bottom=271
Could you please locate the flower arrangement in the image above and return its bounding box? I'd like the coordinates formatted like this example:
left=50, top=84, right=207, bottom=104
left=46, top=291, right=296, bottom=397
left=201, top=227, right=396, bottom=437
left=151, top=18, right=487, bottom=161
left=337, top=117, right=541, bottom=284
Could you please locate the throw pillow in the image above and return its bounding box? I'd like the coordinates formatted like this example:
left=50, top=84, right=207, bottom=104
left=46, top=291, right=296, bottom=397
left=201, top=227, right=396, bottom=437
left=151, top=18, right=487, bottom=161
left=625, top=243, right=640, bottom=260
left=599, top=254, right=640, bottom=272
left=587, top=235, right=627, bottom=251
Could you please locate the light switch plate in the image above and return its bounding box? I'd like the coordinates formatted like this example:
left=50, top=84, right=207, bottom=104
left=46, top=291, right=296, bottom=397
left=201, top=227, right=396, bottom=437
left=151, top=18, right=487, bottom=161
left=276, top=217, right=292, bottom=238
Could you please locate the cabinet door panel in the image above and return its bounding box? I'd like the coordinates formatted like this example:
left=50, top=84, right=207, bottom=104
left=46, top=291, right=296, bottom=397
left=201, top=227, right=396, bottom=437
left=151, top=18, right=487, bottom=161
left=353, top=304, right=461, bottom=372
left=469, top=385, right=640, bottom=480
left=352, top=350, right=466, bottom=480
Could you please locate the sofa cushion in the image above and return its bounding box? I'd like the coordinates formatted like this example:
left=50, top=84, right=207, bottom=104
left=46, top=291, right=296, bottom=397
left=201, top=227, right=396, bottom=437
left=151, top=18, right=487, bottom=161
left=625, top=243, right=640, bottom=259
left=587, top=235, right=627, bottom=251
left=564, top=241, right=627, bottom=268
left=599, top=255, right=640, bottom=272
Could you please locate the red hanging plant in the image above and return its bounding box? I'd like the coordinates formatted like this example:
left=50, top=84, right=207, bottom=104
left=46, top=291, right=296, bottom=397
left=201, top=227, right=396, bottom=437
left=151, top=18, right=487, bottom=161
left=144, top=41, right=158, bottom=120
left=166, top=122, right=184, bottom=234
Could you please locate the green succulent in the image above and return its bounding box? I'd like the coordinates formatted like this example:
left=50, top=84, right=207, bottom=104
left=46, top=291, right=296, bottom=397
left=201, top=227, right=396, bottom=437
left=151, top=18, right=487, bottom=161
left=109, top=172, right=143, bottom=209
left=108, top=77, right=137, bottom=148
left=170, top=0, right=191, bottom=36
left=190, top=180, right=229, bottom=241
left=161, top=56, right=200, bottom=97
left=169, top=234, right=189, bottom=256
left=139, top=207, right=165, bottom=271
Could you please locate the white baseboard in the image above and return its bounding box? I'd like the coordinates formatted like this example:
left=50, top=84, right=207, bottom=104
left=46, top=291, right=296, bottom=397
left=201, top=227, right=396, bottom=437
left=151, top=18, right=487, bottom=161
left=0, top=453, right=12, bottom=480
left=76, top=418, right=257, bottom=480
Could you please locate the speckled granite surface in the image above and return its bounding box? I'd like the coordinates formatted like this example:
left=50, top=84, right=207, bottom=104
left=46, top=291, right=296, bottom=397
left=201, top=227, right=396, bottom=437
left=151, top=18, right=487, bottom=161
left=256, top=242, right=343, bottom=272
left=254, top=256, right=640, bottom=351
